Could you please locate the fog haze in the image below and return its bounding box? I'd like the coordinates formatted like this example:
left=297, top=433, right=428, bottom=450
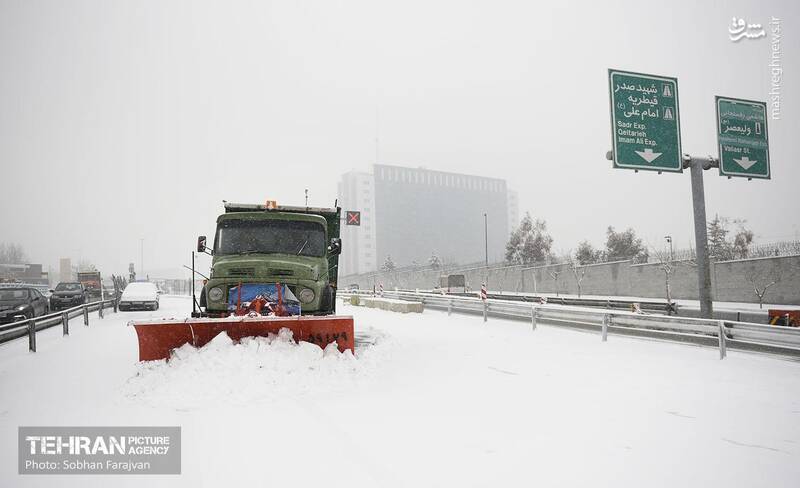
left=1, top=0, right=797, bottom=278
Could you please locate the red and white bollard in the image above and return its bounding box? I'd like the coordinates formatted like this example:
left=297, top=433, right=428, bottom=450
left=379, top=283, right=384, bottom=296
left=480, top=283, right=488, bottom=322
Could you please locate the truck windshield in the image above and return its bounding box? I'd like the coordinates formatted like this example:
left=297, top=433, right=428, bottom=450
left=215, top=220, right=326, bottom=257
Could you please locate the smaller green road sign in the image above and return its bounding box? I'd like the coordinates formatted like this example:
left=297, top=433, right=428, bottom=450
left=716, top=96, right=770, bottom=179
left=609, top=69, right=682, bottom=172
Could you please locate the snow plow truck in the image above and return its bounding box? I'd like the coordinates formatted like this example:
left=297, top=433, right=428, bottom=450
left=131, top=201, right=354, bottom=361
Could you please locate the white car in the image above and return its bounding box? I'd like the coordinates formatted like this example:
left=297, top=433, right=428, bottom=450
left=118, top=282, right=160, bottom=311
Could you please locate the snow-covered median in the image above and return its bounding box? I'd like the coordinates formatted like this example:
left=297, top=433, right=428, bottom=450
left=122, top=327, right=389, bottom=409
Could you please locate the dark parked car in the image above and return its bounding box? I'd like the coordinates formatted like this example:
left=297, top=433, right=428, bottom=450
left=49, top=282, right=88, bottom=311
left=0, top=287, right=50, bottom=324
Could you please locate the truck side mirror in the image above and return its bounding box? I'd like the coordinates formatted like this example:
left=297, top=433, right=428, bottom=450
left=197, top=236, right=207, bottom=253
left=328, top=238, right=342, bottom=256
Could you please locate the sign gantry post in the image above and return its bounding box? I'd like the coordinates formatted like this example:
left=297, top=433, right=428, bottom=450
left=684, top=155, right=717, bottom=318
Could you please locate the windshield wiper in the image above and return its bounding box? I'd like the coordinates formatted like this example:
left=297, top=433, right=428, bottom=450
left=296, top=238, right=309, bottom=255
left=236, top=249, right=263, bottom=255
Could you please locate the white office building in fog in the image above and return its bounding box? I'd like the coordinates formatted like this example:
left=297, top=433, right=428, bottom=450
left=337, top=164, right=514, bottom=277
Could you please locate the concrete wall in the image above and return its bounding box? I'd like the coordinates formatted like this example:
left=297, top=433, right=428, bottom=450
left=342, top=254, right=800, bottom=305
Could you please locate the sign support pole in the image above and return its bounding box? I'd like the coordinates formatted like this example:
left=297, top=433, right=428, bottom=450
left=605, top=150, right=717, bottom=318
left=684, top=154, right=717, bottom=319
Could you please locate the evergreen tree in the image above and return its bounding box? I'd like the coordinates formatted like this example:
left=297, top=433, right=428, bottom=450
left=505, top=213, right=553, bottom=265
left=380, top=255, right=396, bottom=272
left=428, top=251, right=442, bottom=270
left=605, top=227, right=648, bottom=262
left=575, top=240, right=601, bottom=265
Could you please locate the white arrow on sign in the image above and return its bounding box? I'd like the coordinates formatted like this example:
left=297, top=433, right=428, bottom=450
left=635, top=148, right=662, bottom=163
left=733, top=156, right=757, bottom=170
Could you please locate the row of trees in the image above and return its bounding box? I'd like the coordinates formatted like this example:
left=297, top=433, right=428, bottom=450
left=380, top=252, right=445, bottom=273
left=0, top=243, right=27, bottom=264
left=504, top=212, right=758, bottom=268
left=503, top=213, right=651, bottom=267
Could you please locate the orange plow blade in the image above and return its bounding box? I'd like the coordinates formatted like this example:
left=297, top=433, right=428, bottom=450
left=131, top=315, right=355, bottom=362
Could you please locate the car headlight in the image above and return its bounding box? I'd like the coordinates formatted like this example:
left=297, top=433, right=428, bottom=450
left=208, top=287, right=224, bottom=302
left=16, top=305, right=27, bottom=311
left=297, top=288, right=315, bottom=304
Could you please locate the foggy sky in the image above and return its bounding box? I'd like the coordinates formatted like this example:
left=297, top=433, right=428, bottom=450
left=1, top=0, right=797, bottom=278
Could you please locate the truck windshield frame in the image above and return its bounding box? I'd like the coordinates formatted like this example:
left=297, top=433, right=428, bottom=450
left=215, top=219, right=326, bottom=258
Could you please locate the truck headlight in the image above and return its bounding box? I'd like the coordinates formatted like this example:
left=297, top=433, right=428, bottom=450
left=209, top=287, right=224, bottom=302
left=297, top=288, right=315, bottom=304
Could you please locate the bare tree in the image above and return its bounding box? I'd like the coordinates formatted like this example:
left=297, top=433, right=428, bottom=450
left=547, top=267, right=563, bottom=297
left=651, top=247, right=677, bottom=314
left=0, top=243, right=27, bottom=264
left=565, top=252, right=588, bottom=298
left=745, top=265, right=782, bottom=309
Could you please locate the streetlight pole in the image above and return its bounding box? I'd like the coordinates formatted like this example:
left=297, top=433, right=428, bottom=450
left=483, top=213, right=488, bottom=267
left=665, top=235, right=673, bottom=261
left=140, top=238, right=144, bottom=281
left=484, top=212, right=489, bottom=291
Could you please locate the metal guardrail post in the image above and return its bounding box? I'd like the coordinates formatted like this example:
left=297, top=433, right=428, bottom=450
left=113, top=299, right=117, bottom=313
left=28, top=319, right=36, bottom=352
left=602, top=314, right=609, bottom=342
left=719, top=321, right=727, bottom=360
left=83, top=306, right=89, bottom=326
left=531, top=306, right=537, bottom=331
left=99, top=302, right=104, bottom=319
left=62, top=312, right=69, bottom=336
left=483, top=301, right=488, bottom=323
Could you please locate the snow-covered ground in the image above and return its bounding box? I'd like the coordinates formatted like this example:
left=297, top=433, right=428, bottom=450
left=1, top=295, right=799, bottom=487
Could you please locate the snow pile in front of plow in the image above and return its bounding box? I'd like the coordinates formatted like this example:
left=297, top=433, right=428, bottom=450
left=122, top=327, right=388, bottom=409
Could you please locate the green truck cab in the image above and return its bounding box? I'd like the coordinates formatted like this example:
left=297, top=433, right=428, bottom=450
left=196, top=202, right=342, bottom=316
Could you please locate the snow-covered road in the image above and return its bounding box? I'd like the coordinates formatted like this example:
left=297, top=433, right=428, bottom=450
left=1, top=296, right=799, bottom=487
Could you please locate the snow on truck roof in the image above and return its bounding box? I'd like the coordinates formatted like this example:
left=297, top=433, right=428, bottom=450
left=223, top=202, right=339, bottom=215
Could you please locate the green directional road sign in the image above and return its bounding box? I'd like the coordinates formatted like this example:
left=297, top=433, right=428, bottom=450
left=716, top=96, right=770, bottom=179
left=608, top=69, right=682, bottom=172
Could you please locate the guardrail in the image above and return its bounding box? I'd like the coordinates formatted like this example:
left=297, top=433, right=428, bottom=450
left=446, top=290, right=674, bottom=314
left=0, top=298, right=119, bottom=352
left=341, top=290, right=800, bottom=359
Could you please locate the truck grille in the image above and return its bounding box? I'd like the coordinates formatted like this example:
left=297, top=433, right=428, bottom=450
left=269, top=268, right=294, bottom=277
left=228, top=267, right=255, bottom=277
